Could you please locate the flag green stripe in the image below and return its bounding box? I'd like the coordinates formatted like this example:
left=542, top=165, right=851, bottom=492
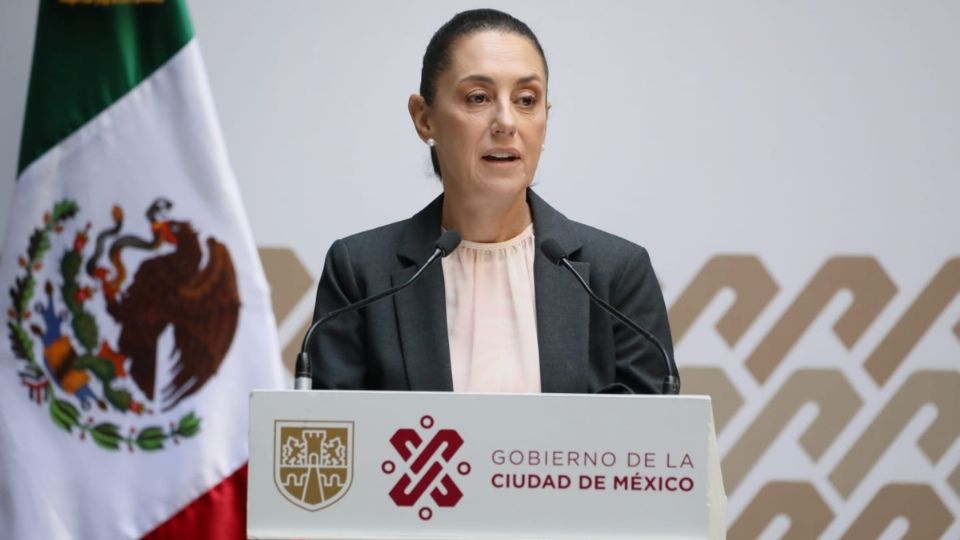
left=17, top=0, right=194, bottom=176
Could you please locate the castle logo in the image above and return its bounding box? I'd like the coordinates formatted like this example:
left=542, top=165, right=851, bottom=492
left=274, top=420, right=354, bottom=511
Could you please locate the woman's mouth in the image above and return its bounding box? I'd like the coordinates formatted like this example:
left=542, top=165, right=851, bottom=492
left=482, top=150, right=521, bottom=164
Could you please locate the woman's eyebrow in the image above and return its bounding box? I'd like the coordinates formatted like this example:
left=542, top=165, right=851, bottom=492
left=457, top=74, right=544, bottom=85
left=458, top=74, right=496, bottom=85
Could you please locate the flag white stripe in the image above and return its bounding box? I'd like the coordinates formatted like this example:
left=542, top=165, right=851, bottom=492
left=0, top=38, right=284, bottom=539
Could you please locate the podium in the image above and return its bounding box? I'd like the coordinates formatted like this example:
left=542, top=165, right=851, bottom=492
left=248, top=391, right=725, bottom=539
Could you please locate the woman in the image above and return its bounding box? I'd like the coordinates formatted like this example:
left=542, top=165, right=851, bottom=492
left=309, top=9, right=676, bottom=394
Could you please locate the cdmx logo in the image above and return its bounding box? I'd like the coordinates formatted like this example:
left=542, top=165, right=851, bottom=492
left=381, top=415, right=471, bottom=521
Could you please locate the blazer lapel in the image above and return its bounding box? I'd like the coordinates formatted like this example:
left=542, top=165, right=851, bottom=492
left=390, top=190, right=590, bottom=393
left=393, top=195, right=453, bottom=391
left=529, top=190, right=591, bottom=393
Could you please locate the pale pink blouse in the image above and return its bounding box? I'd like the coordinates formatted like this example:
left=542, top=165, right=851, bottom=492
left=441, top=224, right=541, bottom=393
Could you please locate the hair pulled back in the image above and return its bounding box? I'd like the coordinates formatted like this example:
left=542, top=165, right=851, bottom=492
left=418, top=9, right=549, bottom=177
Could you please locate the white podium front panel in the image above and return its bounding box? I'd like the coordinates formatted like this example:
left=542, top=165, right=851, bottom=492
left=248, top=391, right=724, bottom=539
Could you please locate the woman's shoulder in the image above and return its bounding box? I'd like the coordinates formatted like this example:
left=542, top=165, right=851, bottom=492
left=321, top=219, right=411, bottom=279
left=336, top=219, right=409, bottom=252
left=528, top=191, right=654, bottom=279
left=529, top=190, right=648, bottom=259
left=333, top=194, right=443, bottom=259
left=565, top=219, right=649, bottom=258
left=563, top=220, right=655, bottom=287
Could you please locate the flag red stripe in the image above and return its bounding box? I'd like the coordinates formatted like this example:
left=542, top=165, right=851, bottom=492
left=141, top=464, right=247, bottom=540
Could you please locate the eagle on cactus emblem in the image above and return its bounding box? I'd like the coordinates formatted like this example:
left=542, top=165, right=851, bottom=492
left=6, top=198, right=240, bottom=452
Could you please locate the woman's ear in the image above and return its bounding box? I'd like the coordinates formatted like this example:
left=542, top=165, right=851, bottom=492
left=408, top=94, right=433, bottom=143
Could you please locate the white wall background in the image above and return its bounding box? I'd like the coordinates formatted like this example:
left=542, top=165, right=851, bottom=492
left=1, top=1, right=956, bottom=280
left=2, top=1, right=958, bottom=537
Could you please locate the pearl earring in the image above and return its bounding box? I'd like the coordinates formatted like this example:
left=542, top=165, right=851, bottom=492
left=541, top=144, right=546, bottom=151
left=427, top=138, right=436, bottom=148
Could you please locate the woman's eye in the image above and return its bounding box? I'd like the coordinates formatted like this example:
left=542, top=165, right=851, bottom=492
left=518, top=95, right=538, bottom=107
left=467, top=93, right=487, bottom=104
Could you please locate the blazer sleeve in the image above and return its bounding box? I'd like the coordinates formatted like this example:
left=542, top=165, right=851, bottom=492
left=308, top=239, right=368, bottom=389
left=609, top=246, right=677, bottom=394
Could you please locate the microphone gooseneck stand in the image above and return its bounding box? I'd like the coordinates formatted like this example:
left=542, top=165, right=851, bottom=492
left=293, top=231, right=462, bottom=390
left=540, top=238, right=681, bottom=395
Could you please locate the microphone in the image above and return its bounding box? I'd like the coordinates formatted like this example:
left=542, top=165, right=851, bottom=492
left=540, top=239, right=680, bottom=395
left=294, top=230, right=462, bottom=390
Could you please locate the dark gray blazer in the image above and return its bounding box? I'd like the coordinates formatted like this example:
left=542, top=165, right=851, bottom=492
left=309, top=189, right=676, bottom=394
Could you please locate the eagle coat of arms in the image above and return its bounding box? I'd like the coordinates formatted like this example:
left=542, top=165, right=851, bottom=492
left=6, top=198, right=239, bottom=451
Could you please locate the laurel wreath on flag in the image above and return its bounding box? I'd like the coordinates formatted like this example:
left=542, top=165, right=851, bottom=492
left=6, top=200, right=201, bottom=452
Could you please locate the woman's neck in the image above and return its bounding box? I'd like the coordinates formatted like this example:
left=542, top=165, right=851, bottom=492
left=441, top=189, right=532, bottom=243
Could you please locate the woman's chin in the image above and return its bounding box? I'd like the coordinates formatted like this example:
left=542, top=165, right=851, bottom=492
left=444, top=167, right=531, bottom=202
left=475, top=173, right=530, bottom=198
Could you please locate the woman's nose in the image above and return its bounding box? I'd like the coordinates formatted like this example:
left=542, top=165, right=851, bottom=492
left=490, top=99, right=517, bottom=136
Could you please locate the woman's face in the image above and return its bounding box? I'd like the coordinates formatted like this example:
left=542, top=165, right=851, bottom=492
left=416, top=31, right=548, bottom=203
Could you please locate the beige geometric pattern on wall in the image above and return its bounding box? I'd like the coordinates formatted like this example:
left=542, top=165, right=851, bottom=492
left=259, top=247, right=313, bottom=376
left=261, top=249, right=960, bottom=538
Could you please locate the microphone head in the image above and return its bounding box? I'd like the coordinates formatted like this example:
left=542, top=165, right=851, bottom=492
left=436, top=230, right=462, bottom=256
left=540, top=238, right=568, bottom=265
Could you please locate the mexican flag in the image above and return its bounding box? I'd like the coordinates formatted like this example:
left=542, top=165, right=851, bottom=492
left=0, top=1, right=286, bottom=538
